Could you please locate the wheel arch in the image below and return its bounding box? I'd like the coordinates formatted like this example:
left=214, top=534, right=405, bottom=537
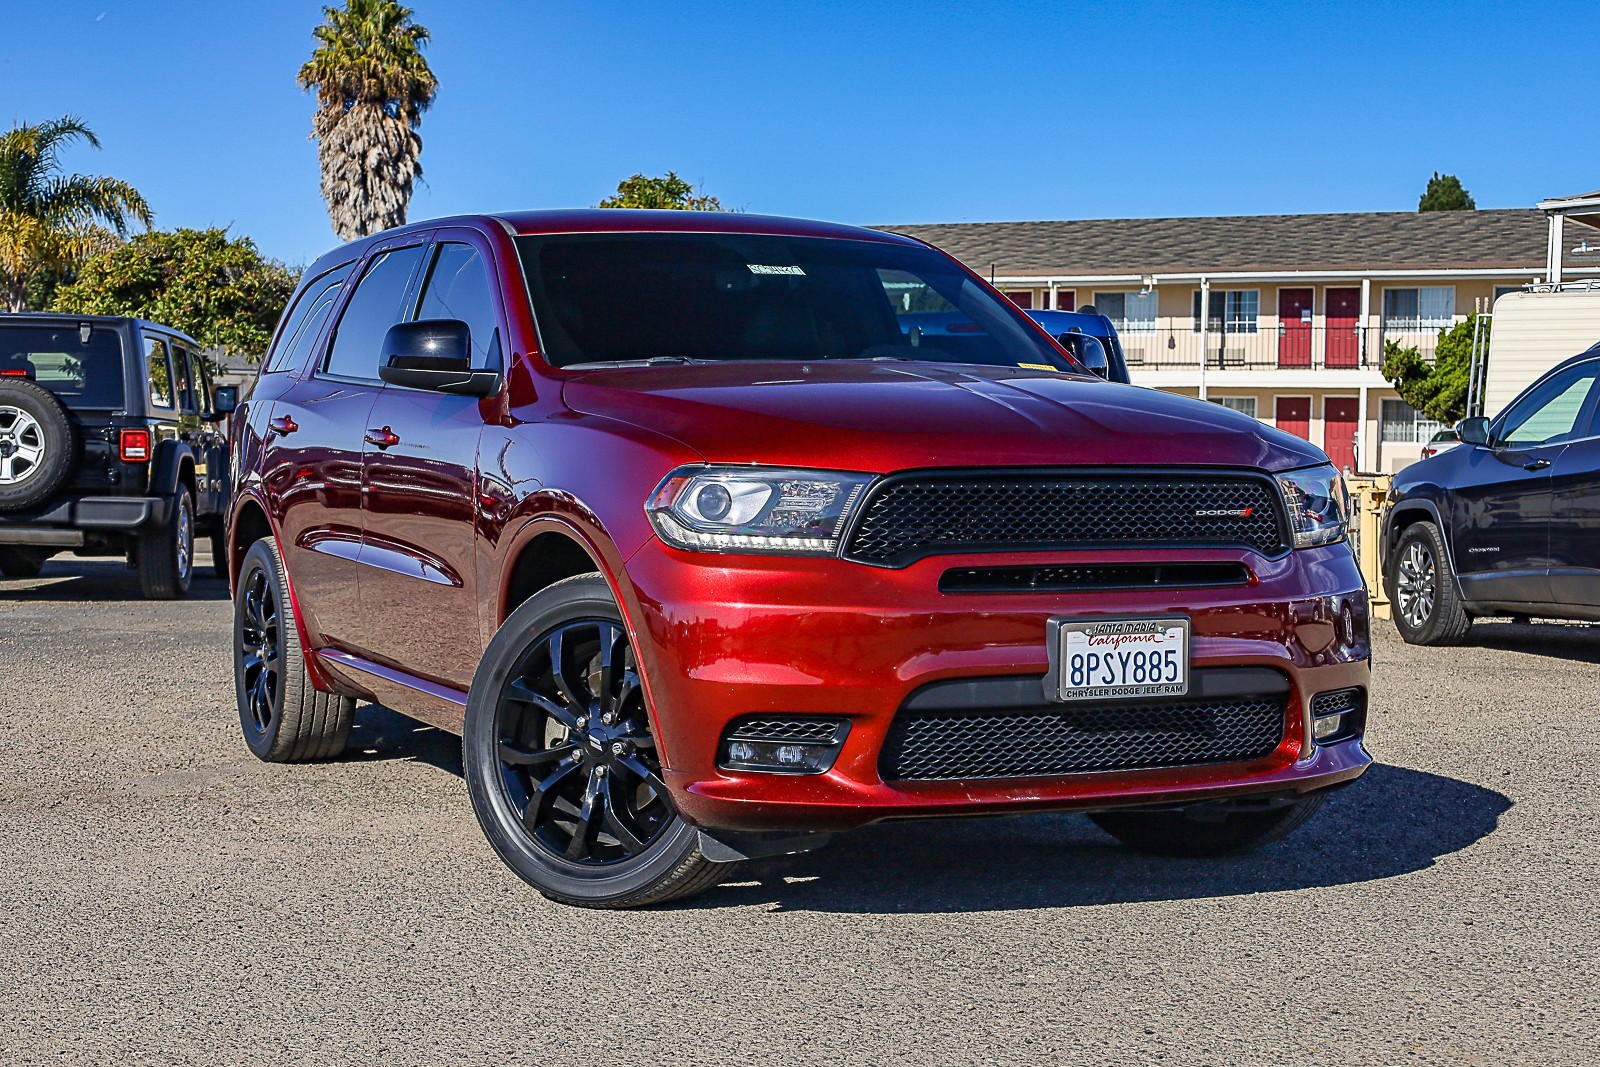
left=1385, top=499, right=1466, bottom=600
left=150, top=439, right=197, bottom=497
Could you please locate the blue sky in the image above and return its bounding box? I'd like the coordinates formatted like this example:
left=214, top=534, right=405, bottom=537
left=4, top=0, right=1593, bottom=267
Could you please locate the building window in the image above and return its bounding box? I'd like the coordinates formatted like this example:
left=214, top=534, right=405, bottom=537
left=1191, top=290, right=1259, bottom=333
left=1209, top=396, right=1258, bottom=419
left=1494, top=285, right=1522, bottom=304
left=1380, top=399, right=1445, bottom=443
left=1382, top=287, right=1454, bottom=331
left=1094, top=291, right=1157, bottom=332
left=1003, top=290, right=1033, bottom=309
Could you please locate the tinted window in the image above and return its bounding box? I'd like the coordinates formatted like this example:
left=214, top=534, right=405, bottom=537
left=415, top=242, right=501, bottom=369
left=265, top=264, right=352, bottom=374
left=173, top=347, right=198, bottom=413
left=146, top=337, right=175, bottom=408
left=0, top=325, right=125, bottom=408
left=515, top=233, right=1076, bottom=372
left=1498, top=362, right=1599, bottom=446
left=274, top=280, right=347, bottom=377
left=323, top=246, right=425, bottom=380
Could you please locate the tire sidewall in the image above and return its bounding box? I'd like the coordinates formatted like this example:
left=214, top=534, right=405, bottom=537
left=235, top=539, right=289, bottom=760
left=463, top=575, right=701, bottom=903
left=0, top=379, right=76, bottom=512
left=1393, top=524, right=1451, bottom=643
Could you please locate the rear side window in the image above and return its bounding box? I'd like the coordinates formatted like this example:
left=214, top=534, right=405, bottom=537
left=265, top=264, right=352, bottom=374
left=146, top=337, right=175, bottom=408
left=173, top=347, right=198, bottom=413
left=323, top=246, right=426, bottom=380
left=414, top=242, right=502, bottom=370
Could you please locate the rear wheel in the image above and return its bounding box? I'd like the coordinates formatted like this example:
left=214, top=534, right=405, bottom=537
left=234, top=537, right=355, bottom=761
left=0, top=545, right=50, bottom=577
left=137, top=488, right=194, bottom=600
left=1391, top=521, right=1471, bottom=646
left=1090, top=793, right=1327, bottom=857
left=465, top=574, right=736, bottom=908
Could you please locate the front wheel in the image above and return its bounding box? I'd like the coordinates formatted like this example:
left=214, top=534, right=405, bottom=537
left=464, top=574, right=737, bottom=908
left=1090, top=793, right=1327, bottom=857
left=1391, top=522, right=1471, bottom=646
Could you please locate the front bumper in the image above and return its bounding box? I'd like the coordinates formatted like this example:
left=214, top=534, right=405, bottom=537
left=620, top=538, right=1373, bottom=833
left=0, top=495, right=169, bottom=542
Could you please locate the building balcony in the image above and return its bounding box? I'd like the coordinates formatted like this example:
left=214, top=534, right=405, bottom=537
left=1113, top=322, right=1452, bottom=371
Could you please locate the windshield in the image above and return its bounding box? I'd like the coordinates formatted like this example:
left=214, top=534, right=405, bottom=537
left=0, top=324, right=126, bottom=408
left=515, top=233, right=1079, bottom=372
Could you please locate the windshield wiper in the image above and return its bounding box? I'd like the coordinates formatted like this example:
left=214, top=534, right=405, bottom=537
left=561, top=356, right=707, bottom=370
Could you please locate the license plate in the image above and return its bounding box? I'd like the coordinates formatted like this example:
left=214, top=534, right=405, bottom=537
left=1047, top=615, right=1190, bottom=702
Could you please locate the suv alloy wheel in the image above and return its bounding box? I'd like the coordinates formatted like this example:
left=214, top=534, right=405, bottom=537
left=465, top=575, right=736, bottom=908
left=1391, top=522, right=1471, bottom=646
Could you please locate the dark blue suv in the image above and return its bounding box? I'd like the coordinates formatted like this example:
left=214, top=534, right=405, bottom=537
left=1382, top=343, right=1600, bottom=643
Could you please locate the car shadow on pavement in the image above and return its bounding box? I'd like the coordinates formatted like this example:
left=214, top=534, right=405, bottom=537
left=693, top=764, right=1510, bottom=914
left=1460, top=620, right=1600, bottom=664
left=0, top=556, right=231, bottom=602
left=344, top=703, right=464, bottom=775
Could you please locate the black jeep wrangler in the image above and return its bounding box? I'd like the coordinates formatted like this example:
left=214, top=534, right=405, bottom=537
left=0, top=314, right=237, bottom=598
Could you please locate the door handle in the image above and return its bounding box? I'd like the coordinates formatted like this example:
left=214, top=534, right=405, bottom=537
left=365, top=426, right=401, bottom=449
left=268, top=415, right=298, bottom=436
left=1523, top=458, right=1551, bottom=471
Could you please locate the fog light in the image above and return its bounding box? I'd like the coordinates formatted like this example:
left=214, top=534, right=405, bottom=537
left=1312, top=713, right=1345, bottom=741
left=717, top=716, right=850, bottom=775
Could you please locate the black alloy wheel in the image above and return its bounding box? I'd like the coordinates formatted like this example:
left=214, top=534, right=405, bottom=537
left=233, top=537, right=355, bottom=762
left=465, top=574, right=734, bottom=908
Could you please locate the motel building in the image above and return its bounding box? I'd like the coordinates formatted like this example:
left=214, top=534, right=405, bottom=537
left=889, top=209, right=1600, bottom=473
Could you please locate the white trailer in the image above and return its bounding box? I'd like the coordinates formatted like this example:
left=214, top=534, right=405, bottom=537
left=1477, top=284, right=1600, bottom=418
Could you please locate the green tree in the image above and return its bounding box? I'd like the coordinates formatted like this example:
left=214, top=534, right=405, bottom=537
left=1381, top=314, right=1487, bottom=425
left=52, top=228, right=298, bottom=361
left=298, top=0, right=438, bottom=241
left=0, top=116, right=151, bottom=312
left=1418, top=172, right=1476, bottom=212
left=598, top=172, right=724, bottom=210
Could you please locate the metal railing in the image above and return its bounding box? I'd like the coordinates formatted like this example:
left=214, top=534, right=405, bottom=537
left=1114, top=323, right=1453, bottom=371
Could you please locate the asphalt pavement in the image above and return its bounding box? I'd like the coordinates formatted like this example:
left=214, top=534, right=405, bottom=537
left=1, top=554, right=1595, bottom=1065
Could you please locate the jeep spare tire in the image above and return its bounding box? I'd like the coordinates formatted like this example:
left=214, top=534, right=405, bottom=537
left=0, top=378, right=75, bottom=512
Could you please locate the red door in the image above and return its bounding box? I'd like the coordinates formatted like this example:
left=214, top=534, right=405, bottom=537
left=1277, top=289, right=1313, bottom=367
left=1325, top=288, right=1360, bottom=368
left=1054, top=290, right=1075, bottom=311
left=1275, top=396, right=1310, bottom=441
left=1324, top=397, right=1359, bottom=473
left=1004, top=291, right=1033, bottom=309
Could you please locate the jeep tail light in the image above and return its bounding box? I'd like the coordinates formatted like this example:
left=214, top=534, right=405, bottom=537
left=120, top=428, right=152, bottom=463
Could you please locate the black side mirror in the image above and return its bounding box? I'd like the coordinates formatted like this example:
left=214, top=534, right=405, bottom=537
left=207, top=385, right=238, bottom=420
left=1058, top=333, right=1110, bottom=378
left=1456, top=415, right=1491, bottom=446
left=379, top=320, right=502, bottom=397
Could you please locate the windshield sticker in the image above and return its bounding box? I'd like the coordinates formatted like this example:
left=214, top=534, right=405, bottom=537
left=747, top=264, right=806, bottom=276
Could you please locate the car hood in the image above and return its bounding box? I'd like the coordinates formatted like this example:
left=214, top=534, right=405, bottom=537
left=562, top=361, right=1325, bottom=473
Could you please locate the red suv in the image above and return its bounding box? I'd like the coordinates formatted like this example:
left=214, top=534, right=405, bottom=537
left=227, top=210, right=1371, bottom=907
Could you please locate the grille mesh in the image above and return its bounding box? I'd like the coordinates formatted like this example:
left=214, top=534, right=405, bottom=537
left=939, top=562, right=1251, bottom=594
left=724, top=717, right=844, bottom=744
left=844, top=472, right=1287, bottom=565
left=880, top=695, right=1287, bottom=781
left=1310, top=688, right=1363, bottom=717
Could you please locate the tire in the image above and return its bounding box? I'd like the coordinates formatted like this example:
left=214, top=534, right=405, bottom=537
left=234, top=536, right=356, bottom=762
left=0, top=378, right=76, bottom=512
left=0, top=545, right=51, bottom=578
left=464, top=573, right=737, bottom=908
left=1390, top=521, right=1472, bottom=646
left=1090, top=792, right=1327, bottom=858
left=136, top=487, right=194, bottom=600
left=210, top=529, right=229, bottom=579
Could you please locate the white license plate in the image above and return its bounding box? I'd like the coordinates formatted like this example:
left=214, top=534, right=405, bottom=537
left=1048, top=616, right=1190, bottom=702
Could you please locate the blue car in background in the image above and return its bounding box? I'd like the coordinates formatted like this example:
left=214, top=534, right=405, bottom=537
left=893, top=308, right=1131, bottom=384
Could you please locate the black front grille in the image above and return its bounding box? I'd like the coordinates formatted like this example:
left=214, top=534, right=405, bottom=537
left=1310, top=688, right=1363, bottom=718
left=880, top=695, right=1287, bottom=781
left=843, top=471, right=1288, bottom=566
left=939, top=561, right=1252, bottom=594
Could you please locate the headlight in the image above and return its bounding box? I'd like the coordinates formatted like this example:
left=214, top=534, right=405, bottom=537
left=1277, top=464, right=1351, bottom=548
left=647, top=466, right=874, bottom=555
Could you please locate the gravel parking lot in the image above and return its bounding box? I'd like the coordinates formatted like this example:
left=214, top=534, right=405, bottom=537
left=1, top=555, right=1595, bottom=1065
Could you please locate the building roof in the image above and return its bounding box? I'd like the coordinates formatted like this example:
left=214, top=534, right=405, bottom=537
left=881, top=208, right=1574, bottom=278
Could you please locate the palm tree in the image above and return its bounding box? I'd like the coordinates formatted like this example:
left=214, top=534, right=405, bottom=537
left=0, top=117, right=152, bottom=313
left=298, top=0, right=438, bottom=242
